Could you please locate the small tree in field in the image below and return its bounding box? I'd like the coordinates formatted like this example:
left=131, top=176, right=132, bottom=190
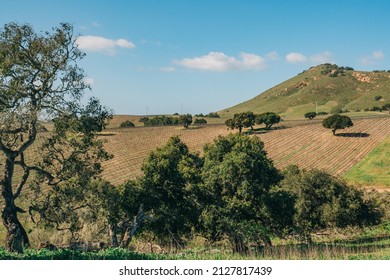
left=225, top=112, right=256, bottom=133
left=120, top=120, right=135, bottom=128
left=322, top=114, right=353, bottom=135
left=304, top=112, right=317, bottom=120
left=0, top=22, right=112, bottom=252
left=256, top=112, right=281, bottom=130
left=179, top=114, right=192, bottom=129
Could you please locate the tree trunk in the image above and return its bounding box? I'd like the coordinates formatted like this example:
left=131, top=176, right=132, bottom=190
left=109, top=223, right=119, bottom=247
left=332, top=129, right=336, bottom=135
left=1, top=157, right=30, bottom=253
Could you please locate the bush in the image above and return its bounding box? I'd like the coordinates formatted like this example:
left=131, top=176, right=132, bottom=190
left=205, top=112, right=220, bottom=118
left=280, top=167, right=383, bottom=242
left=194, top=118, right=207, bottom=125
left=375, top=95, right=383, bottom=101
left=119, top=120, right=135, bottom=128
left=304, top=112, right=317, bottom=120
left=317, top=111, right=328, bottom=115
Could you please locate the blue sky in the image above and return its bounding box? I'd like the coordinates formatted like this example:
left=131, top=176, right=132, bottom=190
left=1, top=0, right=390, bottom=115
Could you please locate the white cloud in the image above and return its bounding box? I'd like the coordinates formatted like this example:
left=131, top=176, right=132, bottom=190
left=286, top=51, right=334, bottom=64
left=175, top=52, right=266, bottom=72
left=360, top=50, right=385, bottom=65
left=286, top=52, right=308, bottom=64
left=76, top=35, right=135, bottom=55
left=266, top=51, right=279, bottom=61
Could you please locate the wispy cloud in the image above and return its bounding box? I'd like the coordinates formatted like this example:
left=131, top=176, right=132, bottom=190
left=359, top=50, right=385, bottom=65
left=76, top=35, right=135, bottom=55
left=160, top=67, right=176, bottom=72
left=286, top=52, right=308, bottom=64
left=266, top=51, right=279, bottom=61
left=286, top=51, right=334, bottom=64
left=175, top=52, right=266, bottom=72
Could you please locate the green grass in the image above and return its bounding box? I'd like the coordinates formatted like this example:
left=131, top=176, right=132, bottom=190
left=344, top=132, right=390, bottom=186
left=219, top=65, right=390, bottom=118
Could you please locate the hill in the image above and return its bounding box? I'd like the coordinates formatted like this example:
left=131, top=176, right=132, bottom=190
left=220, top=64, right=390, bottom=118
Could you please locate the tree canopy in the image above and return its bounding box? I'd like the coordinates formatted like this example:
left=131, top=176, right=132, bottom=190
left=200, top=134, right=282, bottom=253
left=322, top=114, right=353, bottom=135
left=0, top=22, right=112, bottom=252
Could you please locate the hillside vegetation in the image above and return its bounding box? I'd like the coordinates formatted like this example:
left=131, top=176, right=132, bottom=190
left=220, top=64, right=390, bottom=117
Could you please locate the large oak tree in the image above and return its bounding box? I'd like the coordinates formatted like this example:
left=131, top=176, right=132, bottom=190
left=0, top=23, right=112, bottom=252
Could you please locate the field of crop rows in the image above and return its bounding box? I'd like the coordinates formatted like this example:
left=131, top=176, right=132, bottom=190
left=2, top=117, right=390, bottom=187
left=101, top=116, right=390, bottom=186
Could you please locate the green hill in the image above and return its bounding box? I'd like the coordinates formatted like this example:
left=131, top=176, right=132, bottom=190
left=220, top=64, right=390, bottom=118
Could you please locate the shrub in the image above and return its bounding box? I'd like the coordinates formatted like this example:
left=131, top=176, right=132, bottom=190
left=375, top=95, right=383, bottom=101
left=194, top=118, right=207, bottom=125
left=119, top=120, right=135, bottom=128
left=304, top=112, right=317, bottom=120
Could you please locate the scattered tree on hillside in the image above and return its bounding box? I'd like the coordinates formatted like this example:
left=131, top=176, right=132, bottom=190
left=280, top=166, right=382, bottom=243
left=225, top=112, right=256, bottom=133
left=119, top=120, right=135, bottom=128
left=375, top=95, right=383, bottom=101
left=0, top=22, right=112, bottom=252
left=200, top=134, right=283, bottom=253
left=179, top=114, right=193, bottom=129
left=322, top=114, right=353, bottom=135
left=205, top=112, right=220, bottom=118
left=256, top=112, right=281, bottom=130
left=304, top=112, right=317, bottom=120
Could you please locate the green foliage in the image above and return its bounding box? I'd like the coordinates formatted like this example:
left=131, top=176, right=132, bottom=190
left=179, top=114, right=193, bottom=129
left=194, top=118, right=207, bottom=125
left=140, top=136, right=202, bottom=244
left=304, top=112, right=317, bottom=120
left=119, top=120, right=135, bottom=128
left=225, top=111, right=256, bottom=133
left=0, top=22, right=112, bottom=252
left=322, top=114, right=353, bottom=135
left=200, top=134, right=282, bottom=252
left=280, top=166, right=383, bottom=242
left=256, top=112, right=281, bottom=130
left=375, top=95, right=383, bottom=101
left=205, top=112, right=220, bottom=118
left=143, top=115, right=180, bottom=126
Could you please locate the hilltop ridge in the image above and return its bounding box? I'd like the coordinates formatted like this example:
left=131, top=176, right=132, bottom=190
left=220, top=64, right=390, bottom=117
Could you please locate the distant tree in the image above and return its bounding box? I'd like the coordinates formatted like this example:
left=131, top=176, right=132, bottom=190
left=375, top=95, right=383, bottom=101
left=225, top=112, right=256, bottom=133
left=322, top=114, right=353, bottom=135
left=205, top=112, right=220, bottom=118
left=179, top=114, right=193, bottom=129
left=119, top=120, right=135, bottom=128
left=280, top=166, right=383, bottom=243
left=256, top=112, right=281, bottom=130
left=194, top=118, right=207, bottom=125
left=304, top=112, right=317, bottom=120
left=200, top=134, right=283, bottom=253
left=317, top=111, right=328, bottom=115
left=370, top=106, right=382, bottom=112
left=382, top=104, right=390, bottom=111
left=139, top=117, right=149, bottom=123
